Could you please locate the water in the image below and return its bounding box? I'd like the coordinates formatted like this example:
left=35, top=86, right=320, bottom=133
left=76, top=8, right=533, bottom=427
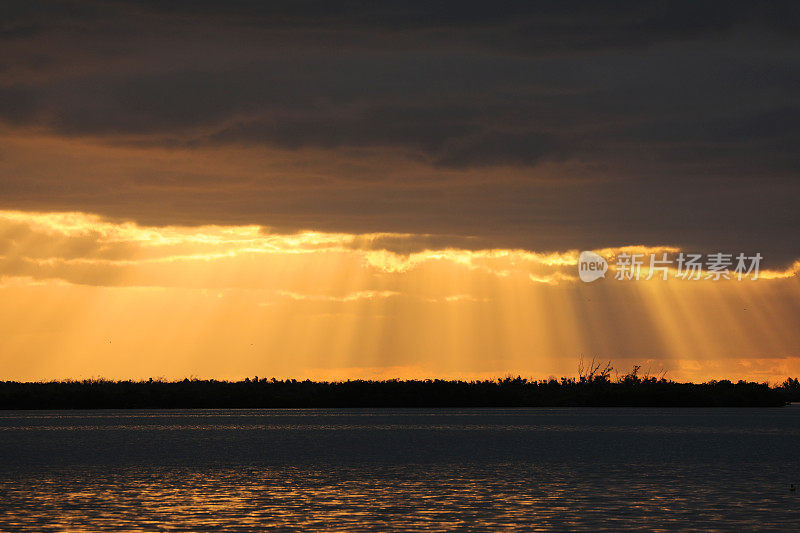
left=0, top=408, right=799, bottom=531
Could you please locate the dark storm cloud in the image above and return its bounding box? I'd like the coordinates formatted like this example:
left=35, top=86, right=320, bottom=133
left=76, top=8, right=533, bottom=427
left=7, top=1, right=794, bottom=49
left=0, top=0, right=799, bottom=265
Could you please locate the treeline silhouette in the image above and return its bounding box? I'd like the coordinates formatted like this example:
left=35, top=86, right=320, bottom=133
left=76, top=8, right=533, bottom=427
left=1, top=365, right=797, bottom=409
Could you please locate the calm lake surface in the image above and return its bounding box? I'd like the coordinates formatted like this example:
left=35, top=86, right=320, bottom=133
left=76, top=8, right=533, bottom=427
left=0, top=407, right=799, bottom=531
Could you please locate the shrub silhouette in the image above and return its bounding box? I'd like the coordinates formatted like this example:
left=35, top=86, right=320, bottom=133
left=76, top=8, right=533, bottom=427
left=0, top=363, right=793, bottom=409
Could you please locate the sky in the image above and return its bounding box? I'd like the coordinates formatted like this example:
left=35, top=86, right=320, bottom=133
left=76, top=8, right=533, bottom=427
left=0, top=1, right=799, bottom=382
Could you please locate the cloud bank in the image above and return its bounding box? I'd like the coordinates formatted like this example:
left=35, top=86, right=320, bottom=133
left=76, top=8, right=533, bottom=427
left=0, top=1, right=798, bottom=264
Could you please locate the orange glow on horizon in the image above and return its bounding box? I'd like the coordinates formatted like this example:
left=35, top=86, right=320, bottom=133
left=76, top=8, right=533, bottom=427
left=0, top=209, right=798, bottom=383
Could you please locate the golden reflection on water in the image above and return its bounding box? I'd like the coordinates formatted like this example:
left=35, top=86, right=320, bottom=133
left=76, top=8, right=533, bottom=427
left=1, top=409, right=799, bottom=531
left=0, top=464, right=796, bottom=531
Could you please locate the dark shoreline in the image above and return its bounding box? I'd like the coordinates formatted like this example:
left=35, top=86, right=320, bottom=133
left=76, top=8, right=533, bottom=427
left=1, top=377, right=798, bottom=409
